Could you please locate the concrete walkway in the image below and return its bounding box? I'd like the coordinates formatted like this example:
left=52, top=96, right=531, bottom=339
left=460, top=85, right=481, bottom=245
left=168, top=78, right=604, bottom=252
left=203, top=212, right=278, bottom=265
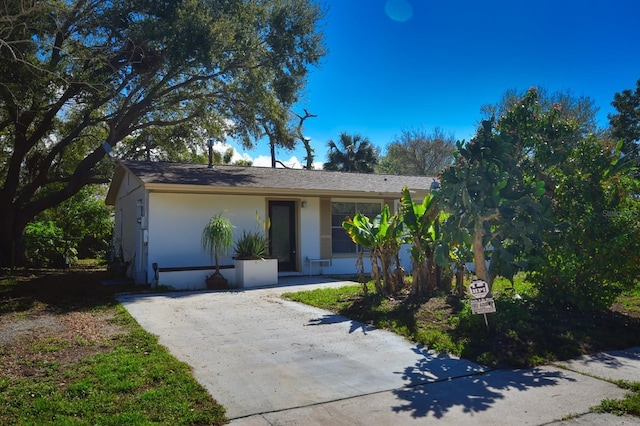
left=118, top=277, right=640, bottom=425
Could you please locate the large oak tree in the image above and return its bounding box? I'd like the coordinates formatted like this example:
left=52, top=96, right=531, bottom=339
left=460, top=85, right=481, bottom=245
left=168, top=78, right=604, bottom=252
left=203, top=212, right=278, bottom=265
left=0, top=0, right=325, bottom=266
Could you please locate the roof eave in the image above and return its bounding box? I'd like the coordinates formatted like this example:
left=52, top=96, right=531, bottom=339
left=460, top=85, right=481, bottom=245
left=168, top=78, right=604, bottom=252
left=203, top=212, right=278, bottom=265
left=105, top=166, right=126, bottom=205
left=143, top=182, right=428, bottom=200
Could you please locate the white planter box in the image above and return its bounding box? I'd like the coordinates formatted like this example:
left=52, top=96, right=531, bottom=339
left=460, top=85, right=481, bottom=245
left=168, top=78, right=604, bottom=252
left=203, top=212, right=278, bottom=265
left=234, top=258, right=278, bottom=288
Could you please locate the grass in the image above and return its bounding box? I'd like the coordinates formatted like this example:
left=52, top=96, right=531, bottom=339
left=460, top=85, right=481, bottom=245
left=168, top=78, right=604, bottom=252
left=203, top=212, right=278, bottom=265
left=614, top=284, right=640, bottom=317
left=0, top=268, right=227, bottom=425
left=283, top=275, right=640, bottom=368
left=596, top=380, right=640, bottom=417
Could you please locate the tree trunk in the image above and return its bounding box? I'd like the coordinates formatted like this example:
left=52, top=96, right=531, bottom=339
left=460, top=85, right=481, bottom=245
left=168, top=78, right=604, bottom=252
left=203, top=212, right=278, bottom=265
left=0, top=206, right=29, bottom=268
left=0, top=213, right=14, bottom=267
left=392, top=250, right=404, bottom=293
left=472, top=221, right=490, bottom=288
left=295, top=109, right=317, bottom=170
left=270, top=139, right=276, bottom=168
left=455, top=261, right=466, bottom=296
left=410, top=236, right=424, bottom=295
left=425, top=253, right=435, bottom=295
left=371, top=250, right=384, bottom=295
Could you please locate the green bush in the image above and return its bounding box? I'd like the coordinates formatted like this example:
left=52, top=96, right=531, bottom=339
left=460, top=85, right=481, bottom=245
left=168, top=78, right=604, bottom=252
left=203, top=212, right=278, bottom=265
left=233, top=229, right=269, bottom=259
left=529, top=138, right=640, bottom=311
left=24, top=221, right=77, bottom=268
left=27, top=186, right=113, bottom=264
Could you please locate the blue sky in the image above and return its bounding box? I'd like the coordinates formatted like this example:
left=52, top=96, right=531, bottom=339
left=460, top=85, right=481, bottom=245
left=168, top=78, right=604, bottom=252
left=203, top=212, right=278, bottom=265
left=226, top=0, right=640, bottom=168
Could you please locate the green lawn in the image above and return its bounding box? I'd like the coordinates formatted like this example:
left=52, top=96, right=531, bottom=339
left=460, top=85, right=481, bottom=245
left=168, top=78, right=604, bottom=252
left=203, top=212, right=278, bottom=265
left=0, top=270, right=227, bottom=425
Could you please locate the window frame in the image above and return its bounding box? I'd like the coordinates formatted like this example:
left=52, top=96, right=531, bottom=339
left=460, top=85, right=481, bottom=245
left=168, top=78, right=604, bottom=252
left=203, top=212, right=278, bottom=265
left=330, top=200, right=383, bottom=255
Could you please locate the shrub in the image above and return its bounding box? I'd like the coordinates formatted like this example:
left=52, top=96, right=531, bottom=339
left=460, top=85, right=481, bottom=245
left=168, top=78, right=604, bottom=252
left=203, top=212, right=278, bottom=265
left=233, top=230, right=269, bottom=260
left=24, top=221, right=77, bottom=268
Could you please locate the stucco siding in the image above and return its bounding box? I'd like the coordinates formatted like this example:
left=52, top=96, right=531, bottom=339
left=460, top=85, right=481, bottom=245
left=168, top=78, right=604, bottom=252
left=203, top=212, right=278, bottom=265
left=112, top=177, right=414, bottom=289
left=147, top=192, right=271, bottom=290
left=111, top=171, right=146, bottom=282
left=148, top=192, right=269, bottom=263
left=298, top=197, right=321, bottom=262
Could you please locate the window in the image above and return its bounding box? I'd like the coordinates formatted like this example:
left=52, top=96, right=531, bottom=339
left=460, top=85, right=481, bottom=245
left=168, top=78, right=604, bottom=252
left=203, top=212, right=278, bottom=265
left=331, top=201, right=382, bottom=254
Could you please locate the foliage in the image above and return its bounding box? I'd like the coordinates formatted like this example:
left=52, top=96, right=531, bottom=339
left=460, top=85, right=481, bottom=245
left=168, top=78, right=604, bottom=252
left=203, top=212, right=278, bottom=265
left=609, top=79, right=640, bottom=158
left=377, top=126, right=455, bottom=175
left=201, top=213, right=234, bottom=276
left=441, top=87, right=639, bottom=310
left=233, top=212, right=270, bottom=259
left=342, top=205, right=404, bottom=295
left=22, top=185, right=112, bottom=268
left=0, top=0, right=326, bottom=267
left=440, top=90, right=558, bottom=289
left=209, top=146, right=253, bottom=166
left=323, top=133, right=379, bottom=173
left=35, top=185, right=113, bottom=260
left=399, top=188, right=445, bottom=296
left=462, top=86, right=640, bottom=311
left=216, top=147, right=235, bottom=165
left=234, top=230, right=269, bottom=260
left=441, top=88, right=597, bottom=290
left=24, top=221, right=76, bottom=268
left=528, top=136, right=640, bottom=310
left=480, top=87, right=599, bottom=138
left=114, top=127, right=209, bottom=163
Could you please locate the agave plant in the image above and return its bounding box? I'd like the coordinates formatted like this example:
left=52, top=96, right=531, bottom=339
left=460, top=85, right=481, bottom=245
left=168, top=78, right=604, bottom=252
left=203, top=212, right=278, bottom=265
left=233, top=229, right=269, bottom=260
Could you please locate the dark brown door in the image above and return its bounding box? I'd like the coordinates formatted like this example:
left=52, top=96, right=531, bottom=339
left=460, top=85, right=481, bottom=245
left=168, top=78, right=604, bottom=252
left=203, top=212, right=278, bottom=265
left=268, top=201, right=296, bottom=271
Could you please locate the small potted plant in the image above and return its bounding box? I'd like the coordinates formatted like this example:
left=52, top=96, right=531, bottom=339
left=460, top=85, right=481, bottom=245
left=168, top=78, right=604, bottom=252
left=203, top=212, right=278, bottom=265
left=201, top=212, right=233, bottom=289
left=233, top=229, right=269, bottom=260
left=233, top=217, right=277, bottom=288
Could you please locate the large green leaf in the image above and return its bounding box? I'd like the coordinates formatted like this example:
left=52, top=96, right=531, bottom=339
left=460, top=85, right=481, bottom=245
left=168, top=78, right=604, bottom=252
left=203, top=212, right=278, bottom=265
left=342, top=214, right=376, bottom=248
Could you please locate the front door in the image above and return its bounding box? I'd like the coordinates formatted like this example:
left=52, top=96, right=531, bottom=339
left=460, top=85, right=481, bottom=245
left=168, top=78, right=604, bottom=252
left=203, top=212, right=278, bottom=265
left=268, top=201, right=296, bottom=271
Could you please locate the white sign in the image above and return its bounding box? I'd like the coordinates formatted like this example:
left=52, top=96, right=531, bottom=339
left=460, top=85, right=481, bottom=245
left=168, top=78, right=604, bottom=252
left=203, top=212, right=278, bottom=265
left=470, top=297, right=496, bottom=314
left=469, top=279, right=489, bottom=299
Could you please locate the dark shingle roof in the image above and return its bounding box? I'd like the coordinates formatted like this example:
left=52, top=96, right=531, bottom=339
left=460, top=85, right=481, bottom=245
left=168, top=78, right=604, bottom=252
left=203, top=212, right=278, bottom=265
left=112, top=160, right=437, bottom=200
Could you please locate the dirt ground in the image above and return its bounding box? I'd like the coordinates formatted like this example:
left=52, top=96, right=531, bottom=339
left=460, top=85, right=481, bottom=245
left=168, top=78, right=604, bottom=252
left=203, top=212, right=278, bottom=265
left=0, top=269, right=133, bottom=382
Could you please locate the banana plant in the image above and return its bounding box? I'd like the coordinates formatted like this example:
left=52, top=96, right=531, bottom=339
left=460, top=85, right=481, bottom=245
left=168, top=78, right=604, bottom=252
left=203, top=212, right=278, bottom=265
left=342, top=204, right=404, bottom=296
left=400, top=187, right=442, bottom=296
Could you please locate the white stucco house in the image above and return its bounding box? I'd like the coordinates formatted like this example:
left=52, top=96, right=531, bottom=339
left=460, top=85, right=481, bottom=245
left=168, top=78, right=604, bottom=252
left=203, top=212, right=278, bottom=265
left=105, top=160, right=437, bottom=290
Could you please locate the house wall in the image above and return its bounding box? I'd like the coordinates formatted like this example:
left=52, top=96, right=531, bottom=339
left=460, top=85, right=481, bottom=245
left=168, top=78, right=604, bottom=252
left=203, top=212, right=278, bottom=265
left=112, top=171, right=146, bottom=283
left=148, top=192, right=286, bottom=290
left=139, top=190, right=412, bottom=291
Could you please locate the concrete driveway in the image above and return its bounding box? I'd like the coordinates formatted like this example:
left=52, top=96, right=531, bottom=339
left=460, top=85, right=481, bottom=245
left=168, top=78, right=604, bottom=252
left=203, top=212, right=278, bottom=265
left=118, top=278, right=638, bottom=425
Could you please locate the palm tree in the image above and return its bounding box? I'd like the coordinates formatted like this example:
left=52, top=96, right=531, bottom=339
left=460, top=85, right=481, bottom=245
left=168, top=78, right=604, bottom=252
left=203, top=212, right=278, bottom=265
left=323, top=133, right=378, bottom=173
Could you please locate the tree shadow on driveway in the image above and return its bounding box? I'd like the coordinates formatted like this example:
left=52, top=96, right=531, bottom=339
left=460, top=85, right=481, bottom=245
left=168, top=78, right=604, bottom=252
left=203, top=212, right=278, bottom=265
left=566, top=346, right=640, bottom=368
left=306, top=313, right=377, bottom=334
left=392, top=345, right=577, bottom=419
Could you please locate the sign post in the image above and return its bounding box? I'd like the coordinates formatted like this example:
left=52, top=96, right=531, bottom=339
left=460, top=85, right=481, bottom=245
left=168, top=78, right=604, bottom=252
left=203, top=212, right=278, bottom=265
left=469, top=279, right=496, bottom=329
